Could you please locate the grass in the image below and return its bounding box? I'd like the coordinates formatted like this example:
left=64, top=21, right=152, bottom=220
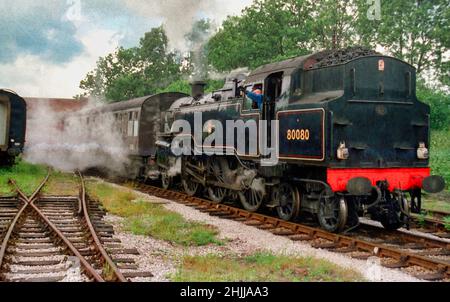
left=430, top=130, right=450, bottom=190
left=415, top=211, right=427, bottom=228
left=43, top=170, right=80, bottom=196
left=422, top=191, right=450, bottom=213
left=422, top=129, right=450, bottom=212
left=444, top=217, right=450, bottom=231
left=86, top=180, right=223, bottom=246
left=0, top=159, right=81, bottom=196
left=171, top=253, right=364, bottom=282
left=0, top=159, right=49, bottom=195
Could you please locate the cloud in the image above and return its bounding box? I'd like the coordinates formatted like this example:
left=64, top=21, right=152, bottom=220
left=0, top=0, right=253, bottom=98
left=0, top=0, right=84, bottom=63
left=0, top=28, right=121, bottom=98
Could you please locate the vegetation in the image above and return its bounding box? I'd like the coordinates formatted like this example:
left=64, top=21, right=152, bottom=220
left=444, top=216, right=450, bottom=232
left=44, top=170, right=79, bottom=196
left=430, top=130, right=450, bottom=188
left=80, top=0, right=449, bottom=102
left=156, top=79, right=225, bottom=95
left=415, top=211, right=427, bottom=229
left=171, top=252, right=364, bottom=282
left=207, top=0, right=449, bottom=79
left=86, top=181, right=223, bottom=246
left=0, top=160, right=49, bottom=196
left=0, top=160, right=84, bottom=196
left=422, top=191, right=450, bottom=213
left=80, top=27, right=181, bottom=101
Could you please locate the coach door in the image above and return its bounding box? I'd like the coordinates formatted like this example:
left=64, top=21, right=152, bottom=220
left=0, top=96, right=10, bottom=150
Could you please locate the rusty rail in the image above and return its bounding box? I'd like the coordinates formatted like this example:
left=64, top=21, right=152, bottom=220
left=0, top=196, right=28, bottom=270
left=77, top=171, right=127, bottom=282
left=3, top=170, right=105, bottom=282
left=131, top=182, right=450, bottom=280
left=411, top=209, right=450, bottom=237
left=0, top=170, right=52, bottom=270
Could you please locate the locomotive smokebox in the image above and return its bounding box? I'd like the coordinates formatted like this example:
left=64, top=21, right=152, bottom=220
left=190, top=81, right=207, bottom=99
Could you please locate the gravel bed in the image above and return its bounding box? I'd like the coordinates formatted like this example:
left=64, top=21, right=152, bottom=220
left=162, top=199, right=424, bottom=282
left=104, top=215, right=176, bottom=282
left=99, top=183, right=427, bottom=282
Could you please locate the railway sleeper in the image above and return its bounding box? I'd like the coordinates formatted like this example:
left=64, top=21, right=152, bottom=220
left=11, top=259, right=63, bottom=266
left=12, top=251, right=62, bottom=257
left=107, top=248, right=140, bottom=255
left=15, top=244, right=56, bottom=250
left=12, top=266, right=69, bottom=275
left=415, top=267, right=447, bottom=281
left=122, top=271, right=154, bottom=279
left=6, top=275, right=66, bottom=283
left=381, top=256, right=410, bottom=269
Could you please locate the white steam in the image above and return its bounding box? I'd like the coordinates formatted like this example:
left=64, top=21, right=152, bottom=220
left=24, top=98, right=130, bottom=174
left=124, top=0, right=251, bottom=52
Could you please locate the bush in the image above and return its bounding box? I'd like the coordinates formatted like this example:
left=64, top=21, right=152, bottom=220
left=417, top=84, right=450, bottom=131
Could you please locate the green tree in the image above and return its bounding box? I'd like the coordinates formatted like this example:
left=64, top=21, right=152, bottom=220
left=207, top=0, right=364, bottom=72
left=80, top=27, right=181, bottom=102
left=208, top=0, right=315, bottom=72
left=309, top=0, right=359, bottom=50
left=355, top=0, right=449, bottom=77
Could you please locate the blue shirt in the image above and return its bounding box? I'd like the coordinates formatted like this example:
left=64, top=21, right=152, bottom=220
left=246, top=91, right=264, bottom=110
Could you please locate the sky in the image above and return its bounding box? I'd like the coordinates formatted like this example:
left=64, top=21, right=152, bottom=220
left=0, top=0, right=253, bottom=98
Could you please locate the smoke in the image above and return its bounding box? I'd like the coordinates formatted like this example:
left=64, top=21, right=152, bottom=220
left=124, top=0, right=205, bottom=52
left=124, top=0, right=250, bottom=52
left=124, top=0, right=252, bottom=81
left=23, top=97, right=130, bottom=174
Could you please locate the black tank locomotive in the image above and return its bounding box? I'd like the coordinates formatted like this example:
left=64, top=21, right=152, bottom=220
left=156, top=49, right=445, bottom=232
left=77, top=48, right=445, bottom=233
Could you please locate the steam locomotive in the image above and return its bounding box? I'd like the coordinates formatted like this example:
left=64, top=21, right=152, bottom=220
left=0, top=89, right=26, bottom=166
left=76, top=48, right=445, bottom=233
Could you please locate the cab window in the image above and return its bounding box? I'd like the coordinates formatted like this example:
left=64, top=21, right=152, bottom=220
left=243, top=83, right=263, bottom=111
left=290, top=70, right=302, bottom=102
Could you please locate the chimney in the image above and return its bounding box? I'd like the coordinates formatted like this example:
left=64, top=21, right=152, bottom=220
left=190, top=81, right=207, bottom=99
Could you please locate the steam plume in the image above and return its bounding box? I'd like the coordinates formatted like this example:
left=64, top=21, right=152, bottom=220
left=24, top=98, right=130, bottom=174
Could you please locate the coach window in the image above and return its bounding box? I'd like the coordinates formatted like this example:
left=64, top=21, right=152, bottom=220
left=133, top=112, right=139, bottom=137
left=127, top=112, right=134, bottom=137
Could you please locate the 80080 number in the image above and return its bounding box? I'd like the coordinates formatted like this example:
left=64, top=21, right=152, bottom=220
left=287, top=129, right=310, bottom=141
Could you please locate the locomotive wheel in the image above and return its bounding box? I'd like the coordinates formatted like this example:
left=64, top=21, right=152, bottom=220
left=239, top=187, right=264, bottom=212
left=381, top=196, right=409, bottom=231
left=275, top=183, right=301, bottom=221
left=181, top=157, right=203, bottom=196
left=208, top=186, right=227, bottom=203
left=161, top=172, right=172, bottom=190
left=182, top=178, right=200, bottom=196
left=207, top=159, right=228, bottom=203
left=317, top=195, right=348, bottom=233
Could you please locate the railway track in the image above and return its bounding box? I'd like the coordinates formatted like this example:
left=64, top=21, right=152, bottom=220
left=128, top=182, right=450, bottom=281
left=410, top=210, right=450, bottom=239
left=0, top=171, right=152, bottom=282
